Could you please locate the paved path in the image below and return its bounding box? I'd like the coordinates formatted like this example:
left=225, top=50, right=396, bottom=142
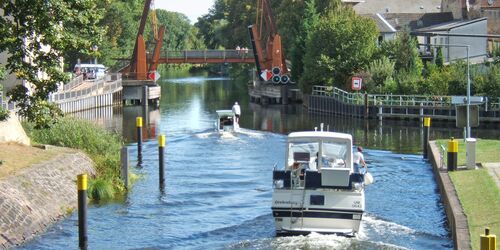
left=483, top=162, right=500, bottom=188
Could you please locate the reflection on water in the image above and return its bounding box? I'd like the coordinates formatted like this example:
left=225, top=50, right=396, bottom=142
left=24, top=71, right=499, bottom=249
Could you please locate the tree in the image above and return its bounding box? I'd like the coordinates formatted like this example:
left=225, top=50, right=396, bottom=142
left=288, top=0, right=319, bottom=82
left=366, top=56, right=395, bottom=93
left=0, top=66, right=8, bottom=121
left=435, top=47, right=444, bottom=67
left=0, top=0, right=104, bottom=128
left=300, top=6, right=378, bottom=92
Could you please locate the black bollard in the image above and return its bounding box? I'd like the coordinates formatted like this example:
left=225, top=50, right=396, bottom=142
left=423, top=117, right=430, bottom=159
left=158, top=134, right=166, bottom=189
left=77, top=174, right=88, bottom=249
left=447, top=137, right=458, bottom=171
left=136, top=117, right=143, bottom=165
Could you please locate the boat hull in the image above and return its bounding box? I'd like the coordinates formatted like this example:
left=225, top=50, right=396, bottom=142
left=272, top=189, right=364, bottom=236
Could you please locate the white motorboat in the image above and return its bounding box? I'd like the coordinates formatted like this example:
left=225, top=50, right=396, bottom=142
left=215, top=110, right=239, bottom=134
left=272, top=129, right=372, bottom=236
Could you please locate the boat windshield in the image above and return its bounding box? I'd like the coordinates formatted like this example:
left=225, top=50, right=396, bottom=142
left=287, top=140, right=348, bottom=169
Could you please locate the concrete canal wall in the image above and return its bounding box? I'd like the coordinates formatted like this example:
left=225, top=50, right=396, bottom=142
left=0, top=151, right=95, bottom=248
left=427, top=141, right=471, bottom=250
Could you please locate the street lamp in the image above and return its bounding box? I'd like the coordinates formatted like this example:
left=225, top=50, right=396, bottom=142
left=421, top=43, right=472, bottom=138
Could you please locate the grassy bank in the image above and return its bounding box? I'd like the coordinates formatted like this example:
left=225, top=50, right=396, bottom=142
left=436, top=139, right=500, bottom=250
left=23, top=117, right=125, bottom=200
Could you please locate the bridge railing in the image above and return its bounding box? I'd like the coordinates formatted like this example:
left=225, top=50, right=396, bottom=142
left=161, top=49, right=253, bottom=60
left=311, top=85, right=500, bottom=110
left=49, top=73, right=122, bottom=103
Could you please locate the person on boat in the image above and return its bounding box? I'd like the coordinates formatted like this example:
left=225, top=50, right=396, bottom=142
left=232, top=102, right=241, bottom=124
left=353, top=146, right=367, bottom=173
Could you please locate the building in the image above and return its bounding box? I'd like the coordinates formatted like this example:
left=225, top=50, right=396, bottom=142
left=414, top=17, right=488, bottom=62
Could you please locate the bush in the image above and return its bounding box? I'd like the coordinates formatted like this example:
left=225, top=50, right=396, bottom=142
left=23, top=117, right=124, bottom=200
left=366, top=56, right=395, bottom=94
left=0, top=107, right=9, bottom=121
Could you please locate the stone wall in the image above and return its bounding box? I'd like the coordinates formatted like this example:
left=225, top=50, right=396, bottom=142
left=428, top=141, right=471, bottom=250
left=0, top=151, right=95, bottom=248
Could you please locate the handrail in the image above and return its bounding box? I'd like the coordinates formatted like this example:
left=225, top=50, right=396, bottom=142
left=311, top=85, right=500, bottom=109
left=49, top=73, right=122, bottom=103
left=162, top=49, right=253, bottom=60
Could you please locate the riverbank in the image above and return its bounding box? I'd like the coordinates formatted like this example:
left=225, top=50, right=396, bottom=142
left=428, top=139, right=500, bottom=250
left=0, top=144, right=95, bottom=248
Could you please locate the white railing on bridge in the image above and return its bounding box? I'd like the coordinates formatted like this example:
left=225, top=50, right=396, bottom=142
left=311, top=85, right=500, bottom=109
left=63, top=75, right=85, bottom=91
left=49, top=73, right=122, bottom=103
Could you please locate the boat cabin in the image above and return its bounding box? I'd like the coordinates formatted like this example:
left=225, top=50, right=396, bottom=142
left=216, top=110, right=236, bottom=132
left=274, top=131, right=364, bottom=190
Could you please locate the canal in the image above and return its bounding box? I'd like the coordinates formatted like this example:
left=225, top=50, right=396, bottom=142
left=20, top=71, right=500, bottom=249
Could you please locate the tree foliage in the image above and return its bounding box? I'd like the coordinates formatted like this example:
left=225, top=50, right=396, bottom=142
left=300, top=6, right=378, bottom=92
left=0, top=0, right=104, bottom=128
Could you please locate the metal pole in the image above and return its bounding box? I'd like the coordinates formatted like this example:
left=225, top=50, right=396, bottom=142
left=77, top=174, right=88, bottom=249
left=158, top=134, right=166, bottom=189
left=136, top=117, right=143, bottom=166
left=466, top=46, right=471, bottom=138
left=120, top=147, right=129, bottom=190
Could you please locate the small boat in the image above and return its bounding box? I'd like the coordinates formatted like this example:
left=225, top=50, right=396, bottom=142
left=271, top=128, right=372, bottom=236
left=215, top=110, right=239, bottom=134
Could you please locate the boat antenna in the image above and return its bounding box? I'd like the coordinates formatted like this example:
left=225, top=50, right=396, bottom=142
left=327, top=124, right=330, bottom=131
left=320, top=123, right=324, bottom=132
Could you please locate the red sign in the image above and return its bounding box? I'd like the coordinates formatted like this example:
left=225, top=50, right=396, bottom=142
left=352, top=77, right=362, bottom=90
left=260, top=70, right=273, bottom=81
left=148, top=71, right=160, bottom=81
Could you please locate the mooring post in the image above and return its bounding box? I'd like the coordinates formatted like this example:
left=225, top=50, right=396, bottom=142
left=158, top=134, right=166, bottom=189
left=423, top=117, right=431, bottom=159
left=77, top=174, right=88, bottom=249
left=121, top=147, right=129, bottom=189
left=447, top=137, right=458, bottom=171
left=364, top=93, right=368, bottom=119
left=136, top=117, right=143, bottom=165
left=480, top=227, right=496, bottom=250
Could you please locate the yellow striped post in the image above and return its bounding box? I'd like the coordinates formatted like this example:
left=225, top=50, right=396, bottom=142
left=447, top=137, right=458, bottom=171
left=136, top=117, right=143, bottom=166
left=423, top=117, right=431, bottom=159
left=158, top=134, right=166, bottom=189
left=77, top=174, right=88, bottom=249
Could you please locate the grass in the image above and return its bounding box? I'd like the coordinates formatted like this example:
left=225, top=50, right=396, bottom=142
left=23, top=117, right=126, bottom=200
left=436, top=139, right=500, bottom=250
left=436, top=139, right=500, bottom=166
left=0, top=143, right=75, bottom=179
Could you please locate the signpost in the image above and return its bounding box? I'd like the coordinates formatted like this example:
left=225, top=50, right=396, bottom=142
left=148, top=71, right=160, bottom=82
left=260, top=70, right=272, bottom=81
left=352, top=77, right=362, bottom=91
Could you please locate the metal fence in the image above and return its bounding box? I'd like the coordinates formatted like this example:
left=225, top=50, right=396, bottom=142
left=49, top=73, right=122, bottom=103
left=311, top=85, right=500, bottom=110
left=0, top=91, right=16, bottom=111
left=161, top=49, right=253, bottom=60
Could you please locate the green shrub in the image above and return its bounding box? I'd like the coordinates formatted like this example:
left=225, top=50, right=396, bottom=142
left=23, top=117, right=124, bottom=200
left=0, top=107, right=9, bottom=121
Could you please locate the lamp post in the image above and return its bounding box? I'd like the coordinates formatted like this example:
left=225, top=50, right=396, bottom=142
left=92, top=45, right=98, bottom=64
left=421, top=43, right=471, bottom=138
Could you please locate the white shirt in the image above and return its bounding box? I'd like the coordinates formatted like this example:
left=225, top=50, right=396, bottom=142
left=353, top=151, right=364, bottom=164
left=232, top=104, right=241, bottom=115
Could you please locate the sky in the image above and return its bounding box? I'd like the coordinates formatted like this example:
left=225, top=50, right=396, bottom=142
left=155, top=0, right=216, bottom=24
